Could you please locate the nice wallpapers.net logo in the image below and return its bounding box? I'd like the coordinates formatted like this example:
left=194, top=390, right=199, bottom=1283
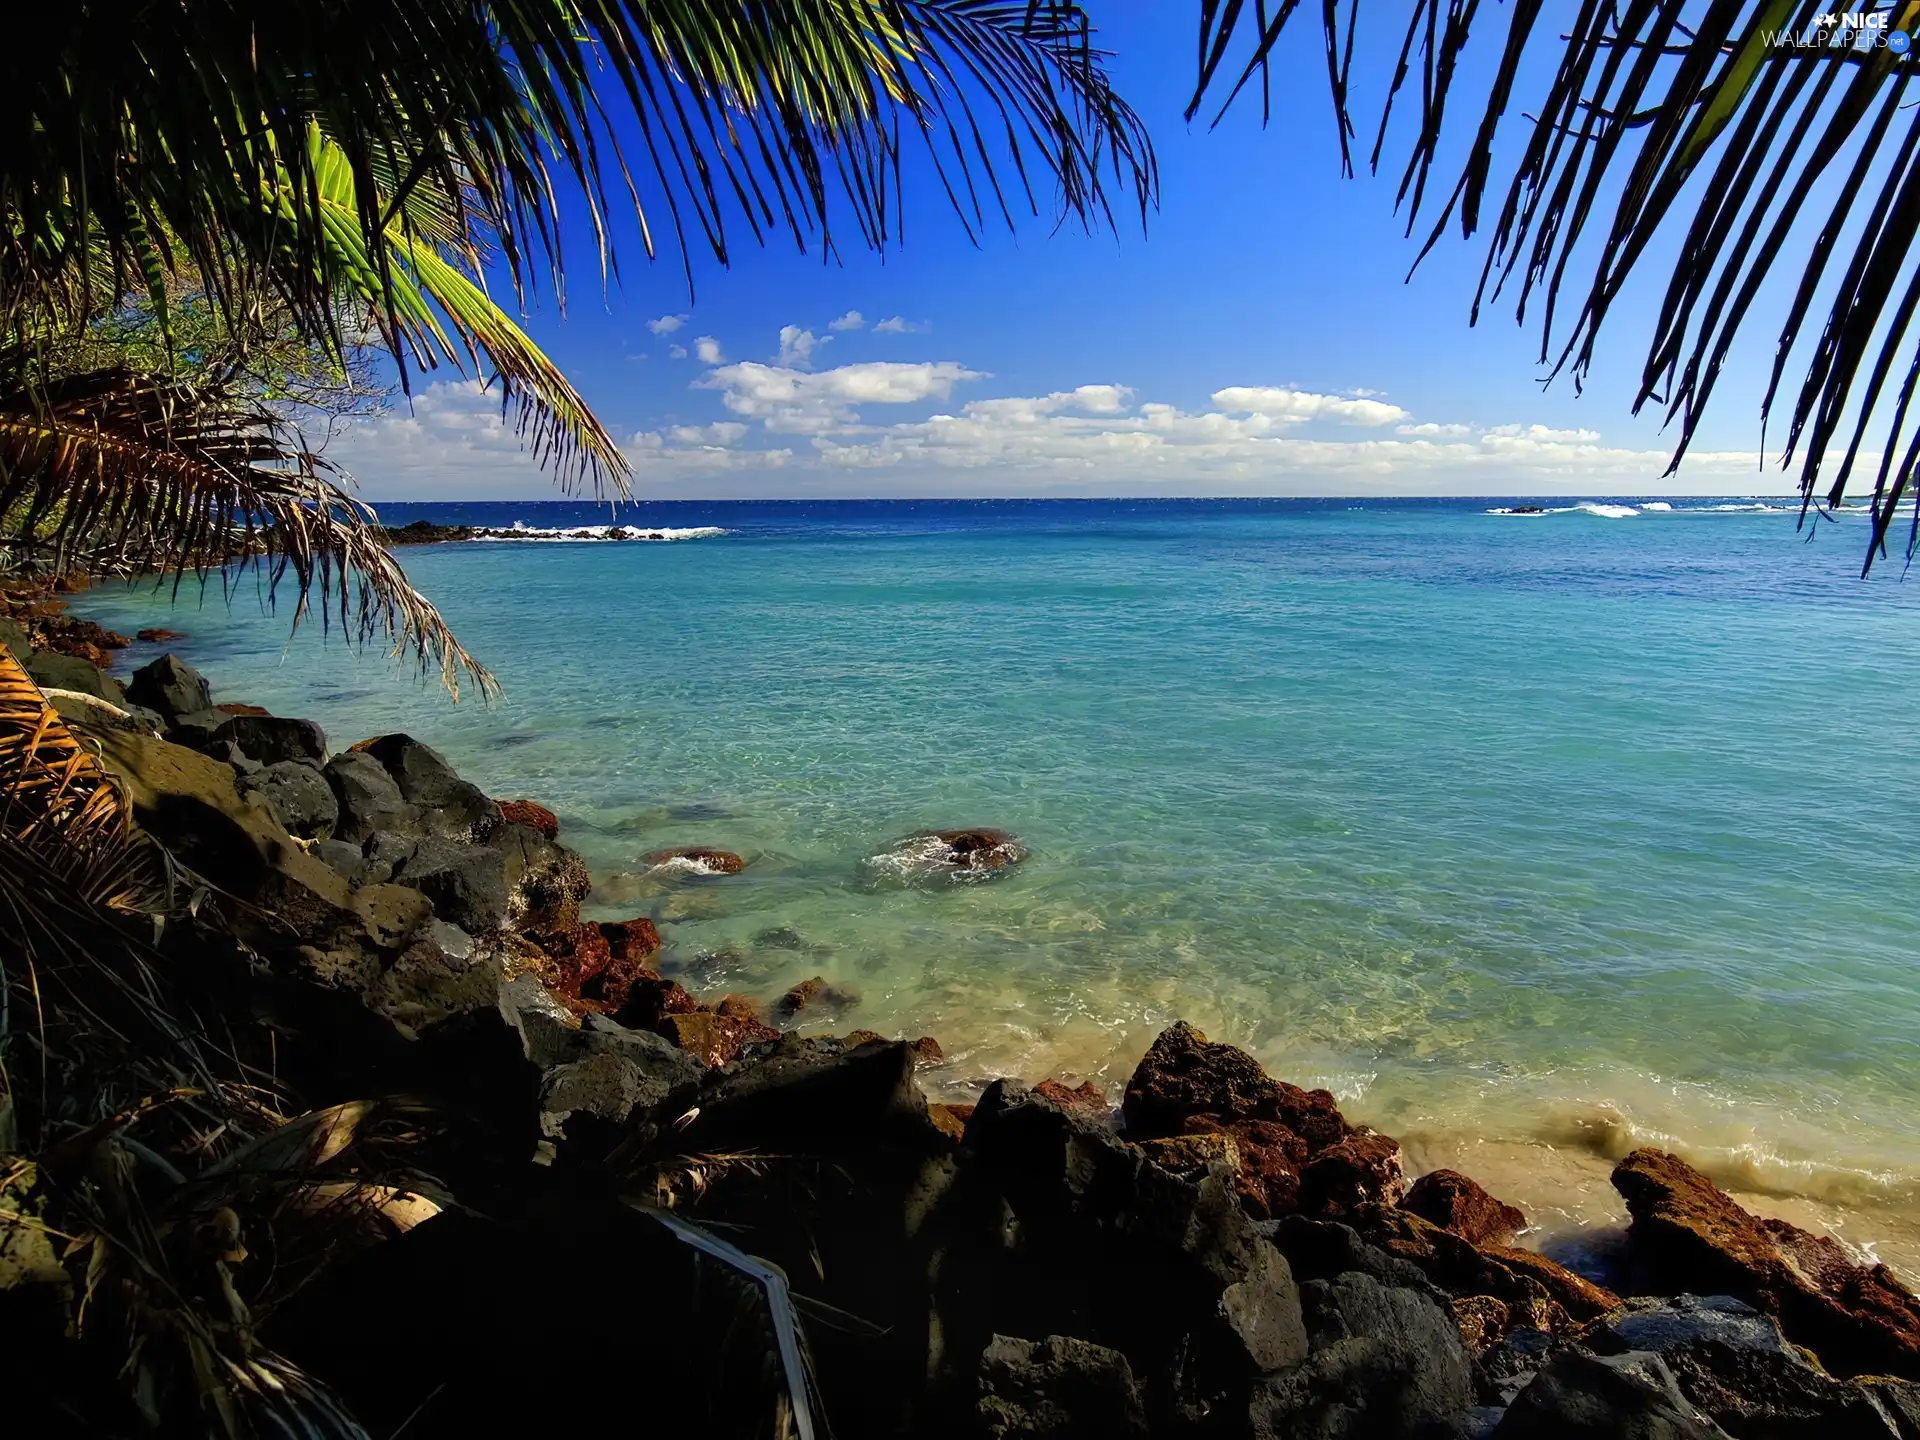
left=1768, top=11, right=1914, bottom=52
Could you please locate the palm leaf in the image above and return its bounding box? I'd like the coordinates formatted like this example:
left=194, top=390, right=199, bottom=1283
left=1192, top=1, right=1920, bottom=572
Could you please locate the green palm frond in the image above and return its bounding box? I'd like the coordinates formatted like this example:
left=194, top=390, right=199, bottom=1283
left=1193, top=1, right=1920, bottom=572
left=0, top=368, right=494, bottom=697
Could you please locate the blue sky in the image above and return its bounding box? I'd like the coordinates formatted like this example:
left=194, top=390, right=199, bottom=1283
left=341, top=8, right=1806, bottom=502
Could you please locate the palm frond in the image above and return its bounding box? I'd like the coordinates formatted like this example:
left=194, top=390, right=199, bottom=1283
left=1193, top=1, right=1920, bottom=572
left=0, top=367, right=495, bottom=698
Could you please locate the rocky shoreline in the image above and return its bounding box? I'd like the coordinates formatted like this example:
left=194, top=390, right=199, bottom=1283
left=7, top=581, right=1920, bottom=1438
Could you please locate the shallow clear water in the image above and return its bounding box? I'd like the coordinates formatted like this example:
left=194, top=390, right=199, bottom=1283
left=74, top=497, right=1920, bottom=1265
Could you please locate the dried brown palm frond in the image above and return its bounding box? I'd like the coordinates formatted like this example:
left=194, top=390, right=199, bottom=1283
left=0, top=366, right=494, bottom=698
left=1192, top=2, right=1920, bottom=572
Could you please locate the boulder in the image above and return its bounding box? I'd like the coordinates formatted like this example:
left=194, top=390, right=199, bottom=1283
left=657, top=1010, right=780, bottom=1067
left=614, top=975, right=700, bottom=1032
left=929, top=827, right=1028, bottom=871
left=1032, top=1079, right=1108, bottom=1116
left=1250, top=1270, right=1474, bottom=1440
left=1587, top=1295, right=1795, bottom=1360
left=214, top=713, right=327, bottom=765
left=1492, top=1349, right=1728, bottom=1438
left=600, top=917, right=661, bottom=965
left=324, top=750, right=417, bottom=845
left=497, top=798, right=559, bottom=839
left=365, top=920, right=502, bottom=1034
left=241, top=759, right=340, bottom=839
left=25, top=650, right=124, bottom=703
left=1658, top=1340, right=1903, bottom=1438
left=313, top=838, right=363, bottom=878
left=645, top=845, right=745, bottom=875
left=125, top=653, right=211, bottom=719
left=1403, top=1170, right=1529, bottom=1247
left=1298, top=1132, right=1409, bottom=1218
left=351, top=733, right=499, bottom=841
left=391, top=836, right=511, bottom=933
left=909, top=1035, right=944, bottom=1066
left=164, top=706, right=230, bottom=749
left=1612, top=1149, right=1920, bottom=1378
left=776, top=975, right=859, bottom=1020
left=537, top=1016, right=704, bottom=1137
left=215, top=702, right=270, bottom=717
left=978, top=1334, right=1149, bottom=1440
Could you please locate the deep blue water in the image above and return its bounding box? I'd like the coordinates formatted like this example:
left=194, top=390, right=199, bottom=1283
left=73, top=496, right=1920, bottom=1258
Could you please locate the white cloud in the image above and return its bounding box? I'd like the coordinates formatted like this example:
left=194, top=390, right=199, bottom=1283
left=1397, top=422, right=1474, bottom=437
left=828, top=310, right=866, bottom=331
left=698, top=359, right=983, bottom=433
left=694, top=336, right=725, bottom=365
left=874, top=316, right=929, bottom=334
left=777, top=325, right=825, bottom=368
left=1211, top=387, right=1409, bottom=426
left=668, top=343, right=688, bottom=360
left=647, top=314, right=689, bottom=335
left=1485, top=422, right=1602, bottom=443
left=663, top=421, right=749, bottom=447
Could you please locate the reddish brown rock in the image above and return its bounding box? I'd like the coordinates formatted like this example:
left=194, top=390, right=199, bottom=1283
left=540, top=922, right=612, bottom=995
left=598, top=917, right=661, bottom=966
left=1298, top=1132, right=1409, bottom=1219
left=1032, top=1079, right=1109, bottom=1116
left=136, top=628, right=186, bottom=643
left=1612, top=1147, right=1920, bottom=1378
left=645, top=845, right=745, bottom=875
left=908, top=1035, right=944, bottom=1066
left=613, top=975, right=700, bottom=1033
left=1139, top=1133, right=1241, bottom=1178
left=929, top=827, right=1028, bottom=871
left=776, top=975, right=858, bottom=1020
left=713, top=993, right=765, bottom=1022
left=1451, top=1296, right=1511, bottom=1352
left=1401, top=1168, right=1528, bottom=1247
left=216, top=702, right=271, bottom=717
left=659, top=1010, right=779, bottom=1068
left=927, top=1103, right=970, bottom=1143
left=842, top=1029, right=887, bottom=1048
left=497, top=798, right=560, bottom=840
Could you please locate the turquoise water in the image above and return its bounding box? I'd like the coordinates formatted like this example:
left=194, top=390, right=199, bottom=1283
left=74, top=498, right=1920, bottom=1260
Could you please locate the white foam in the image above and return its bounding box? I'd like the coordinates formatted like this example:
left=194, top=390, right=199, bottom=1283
left=1640, top=501, right=1672, bottom=511
left=470, top=522, right=727, bottom=542
left=1576, top=502, right=1639, bottom=518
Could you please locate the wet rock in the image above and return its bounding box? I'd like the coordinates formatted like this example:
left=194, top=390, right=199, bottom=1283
left=125, top=653, right=211, bottom=719
left=324, top=750, right=417, bottom=845
left=392, top=835, right=511, bottom=933
left=351, top=734, right=499, bottom=841
left=215, top=701, right=271, bottom=717
left=1612, top=1148, right=1920, bottom=1378
left=613, top=975, right=699, bottom=1032
left=657, top=1010, right=780, bottom=1067
left=1493, top=1349, right=1727, bottom=1438
left=600, top=917, right=661, bottom=965
left=1659, top=1341, right=1902, bottom=1438
left=930, top=827, right=1028, bottom=870
left=1475, top=1325, right=1558, bottom=1406
left=1403, top=1169, right=1529, bottom=1247
left=501, top=832, right=590, bottom=934
left=384, top=519, right=478, bottom=545
left=1250, top=1270, right=1474, bottom=1440
left=978, top=1334, right=1149, bottom=1440
left=1299, top=1132, right=1409, bottom=1218
left=776, top=974, right=859, bottom=1020
left=1588, top=1295, right=1795, bottom=1359
left=214, top=713, right=327, bottom=766
left=135, top=627, right=186, bottom=643
left=542, top=922, right=613, bottom=995
left=26, top=649, right=124, bottom=703
left=713, top=994, right=765, bottom=1022
left=497, top=798, right=558, bottom=839
left=1031, top=1079, right=1108, bottom=1116
left=928, top=1102, right=972, bottom=1142
left=909, top=1035, right=944, bottom=1066
left=241, top=759, right=339, bottom=839
left=645, top=845, right=745, bottom=875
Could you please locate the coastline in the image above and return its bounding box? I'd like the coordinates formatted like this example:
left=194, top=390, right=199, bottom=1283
left=12, top=570, right=1920, bottom=1434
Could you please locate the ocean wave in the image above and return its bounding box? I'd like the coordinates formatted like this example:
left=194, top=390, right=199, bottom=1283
left=1575, top=502, right=1640, bottom=518
left=469, top=521, right=728, bottom=542
left=1485, top=503, right=1641, bottom=517
left=1639, top=501, right=1672, bottom=511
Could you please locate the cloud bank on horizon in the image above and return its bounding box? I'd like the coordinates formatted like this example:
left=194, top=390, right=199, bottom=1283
left=335, top=326, right=1782, bottom=501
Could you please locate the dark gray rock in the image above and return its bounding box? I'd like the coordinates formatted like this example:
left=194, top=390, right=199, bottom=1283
left=1494, top=1349, right=1728, bottom=1438
left=537, top=1017, right=705, bottom=1137
left=214, top=714, right=327, bottom=765
left=313, top=838, right=363, bottom=878
left=498, top=975, right=583, bottom=1071
left=124, top=653, right=210, bottom=719
left=204, top=739, right=261, bottom=776
left=355, top=830, right=419, bottom=887
left=1265, top=1214, right=1447, bottom=1300
left=1477, top=1327, right=1557, bottom=1407
left=1251, top=1270, right=1473, bottom=1440
left=241, top=760, right=339, bottom=839
left=164, top=707, right=229, bottom=749
left=1467, top=1406, right=1510, bottom=1439
left=1862, top=1379, right=1920, bottom=1439
left=26, top=650, right=124, bottom=703
left=978, top=1334, right=1149, bottom=1440
left=324, top=750, right=416, bottom=845
left=365, top=919, right=499, bottom=1034
left=1593, top=1296, right=1794, bottom=1360
left=352, top=733, right=498, bottom=841
left=1660, top=1342, right=1901, bottom=1439
left=393, top=835, right=510, bottom=932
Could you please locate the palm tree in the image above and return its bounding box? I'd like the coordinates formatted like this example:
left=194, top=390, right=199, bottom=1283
left=0, top=0, right=1156, bottom=687
left=1190, top=1, right=1920, bottom=570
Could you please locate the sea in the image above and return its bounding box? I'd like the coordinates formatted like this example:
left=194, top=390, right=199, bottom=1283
left=71, top=496, right=1920, bottom=1273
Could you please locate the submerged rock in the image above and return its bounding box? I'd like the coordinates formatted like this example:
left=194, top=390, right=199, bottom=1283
left=644, top=845, right=745, bottom=875
left=1612, top=1148, right=1920, bottom=1379
left=868, top=827, right=1028, bottom=884
left=776, top=974, right=859, bottom=1020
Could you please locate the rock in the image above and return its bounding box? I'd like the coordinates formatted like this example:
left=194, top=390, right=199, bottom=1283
left=1658, top=1341, right=1902, bottom=1439
left=928, top=1102, right=972, bottom=1141
left=613, top=975, right=700, bottom=1032
left=542, top=922, right=613, bottom=994
left=241, top=759, right=339, bottom=839
left=392, top=835, right=511, bottom=933
left=1612, top=1149, right=1920, bottom=1378
left=352, top=830, right=417, bottom=887
left=1140, top=1132, right=1242, bottom=1180
left=776, top=974, right=859, bottom=1020
left=678, top=1035, right=933, bottom=1157
left=978, top=1334, right=1149, bottom=1440
left=164, top=706, right=230, bottom=749
left=929, top=827, right=1028, bottom=870
left=313, top=838, right=363, bottom=877
left=125, top=653, right=211, bottom=719
left=1250, top=1270, right=1474, bottom=1440
left=645, top=845, right=745, bottom=875
left=909, top=1035, right=944, bottom=1066
left=1475, top=1324, right=1558, bottom=1406
left=599, top=917, right=661, bottom=965
left=215, top=702, right=271, bottom=717
left=1862, top=1379, right=1920, bottom=1438
left=1299, top=1132, right=1409, bottom=1218
left=384, top=519, right=478, bottom=545
left=1589, top=1294, right=1795, bottom=1359
left=496, top=798, right=559, bottom=839
left=214, top=713, right=327, bottom=765
left=25, top=650, right=124, bottom=703
left=537, top=1017, right=704, bottom=1136
left=499, top=829, right=590, bottom=933
left=713, top=994, right=765, bottom=1022
left=1262, top=1215, right=1442, bottom=1299
left=1031, top=1079, right=1108, bottom=1116
left=1493, top=1349, right=1728, bottom=1438
left=1403, top=1169, right=1529, bottom=1247
left=351, top=734, right=499, bottom=841
left=0, top=615, right=28, bottom=660
left=135, top=627, right=186, bottom=643
left=658, top=1010, right=780, bottom=1067
left=324, top=750, right=417, bottom=845
left=367, top=921, right=501, bottom=1034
